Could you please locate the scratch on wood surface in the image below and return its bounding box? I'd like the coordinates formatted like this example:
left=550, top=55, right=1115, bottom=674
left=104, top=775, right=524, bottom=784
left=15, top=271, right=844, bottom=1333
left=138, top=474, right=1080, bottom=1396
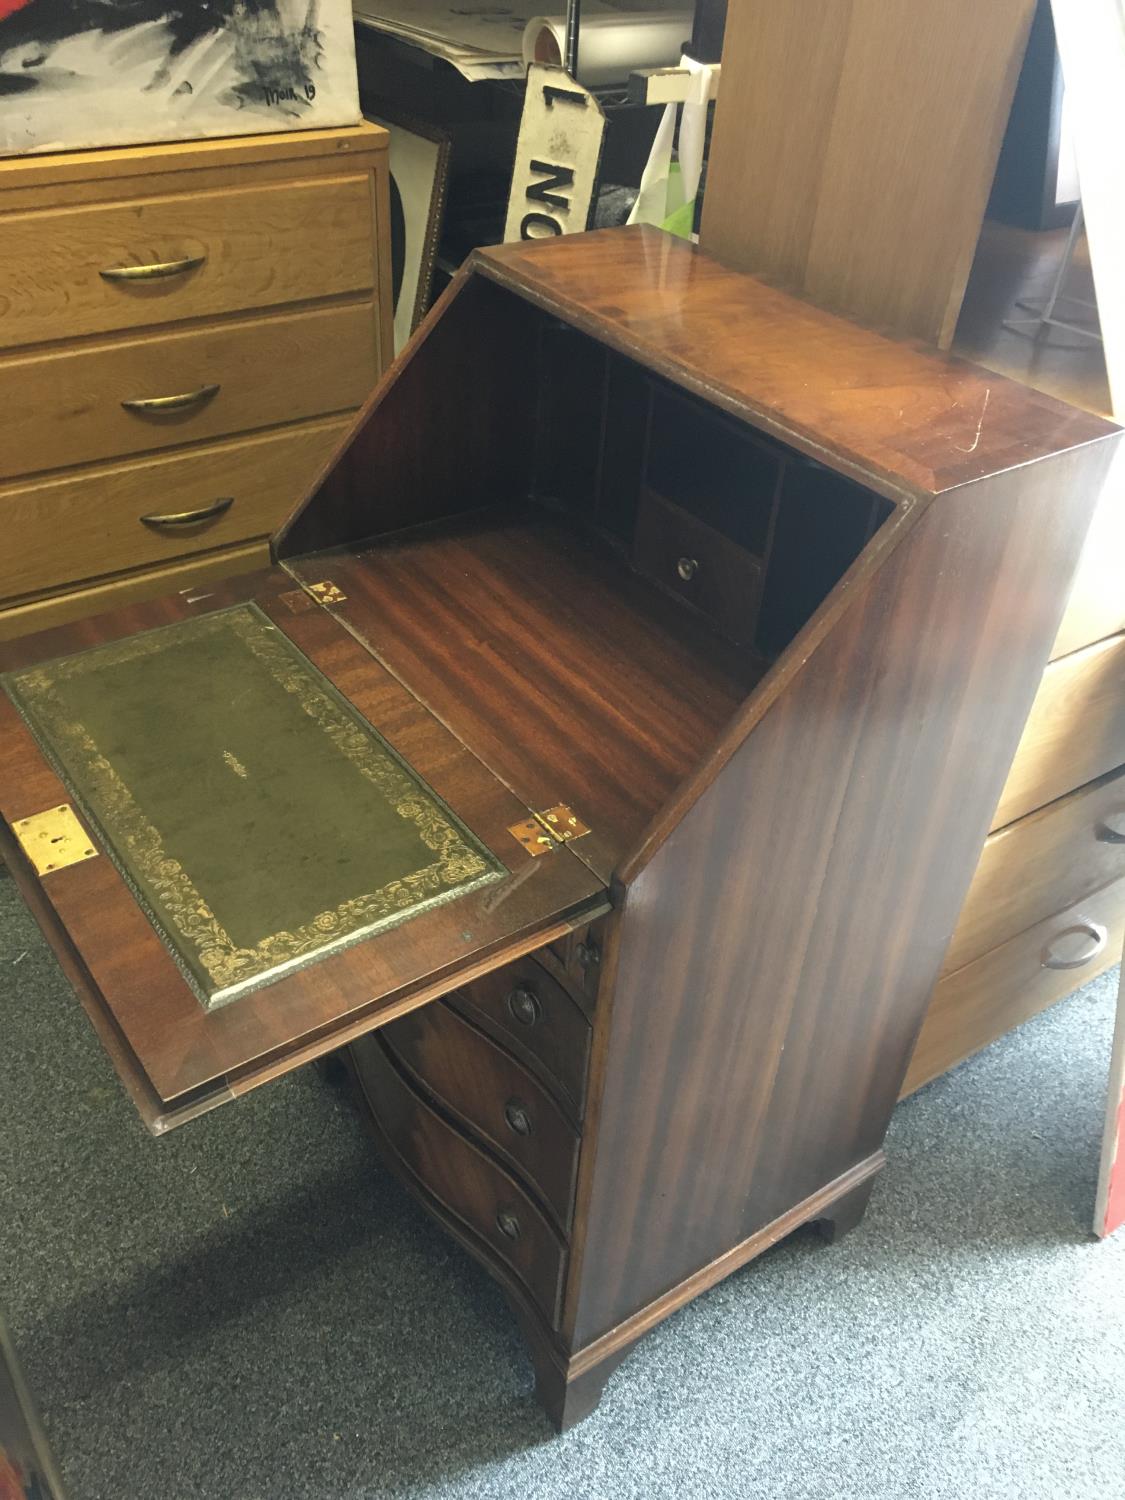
left=954, top=388, right=991, bottom=454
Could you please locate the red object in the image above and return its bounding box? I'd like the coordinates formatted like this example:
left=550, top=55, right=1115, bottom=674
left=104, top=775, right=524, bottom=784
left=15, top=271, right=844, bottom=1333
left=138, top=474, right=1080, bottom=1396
left=0, top=0, right=36, bottom=21
left=1102, top=1086, right=1125, bottom=1237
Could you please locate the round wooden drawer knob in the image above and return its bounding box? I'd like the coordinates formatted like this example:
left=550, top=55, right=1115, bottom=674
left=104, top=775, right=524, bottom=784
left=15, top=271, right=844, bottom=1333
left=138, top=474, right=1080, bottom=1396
left=507, top=985, right=542, bottom=1027
left=496, top=1208, right=522, bottom=1241
left=504, top=1099, right=533, bottom=1136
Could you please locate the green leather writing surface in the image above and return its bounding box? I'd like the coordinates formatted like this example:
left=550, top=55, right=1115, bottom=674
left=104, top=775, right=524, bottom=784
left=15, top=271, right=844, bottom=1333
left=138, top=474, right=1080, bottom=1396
left=2, top=605, right=503, bottom=1008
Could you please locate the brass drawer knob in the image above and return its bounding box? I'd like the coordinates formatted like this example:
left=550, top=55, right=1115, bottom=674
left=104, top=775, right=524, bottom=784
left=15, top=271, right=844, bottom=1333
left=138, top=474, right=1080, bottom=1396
left=576, top=939, right=600, bottom=969
left=1041, top=920, right=1107, bottom=971
left=140, top=497, right=234, bottom=529
left=504, top=1099, right=533, bottom=1137
left=676, top=556, right=699, bottom=582
left=121, top=383, right=220, bottom=414
left=496, top=1208, right=522, bottom=1241
left=507, top=985, right=541, bottom=1027
left=100, top=254, right=206, bottom=283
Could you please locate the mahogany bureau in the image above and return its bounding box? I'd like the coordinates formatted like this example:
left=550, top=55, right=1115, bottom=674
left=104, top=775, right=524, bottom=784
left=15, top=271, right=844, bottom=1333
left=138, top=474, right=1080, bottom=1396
left=0, top=227, right=1118, bottom=1430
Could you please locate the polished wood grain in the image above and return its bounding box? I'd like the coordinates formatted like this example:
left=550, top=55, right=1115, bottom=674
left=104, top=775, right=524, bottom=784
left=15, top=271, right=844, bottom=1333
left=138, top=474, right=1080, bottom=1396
left=469, top=230, right=1113, bottom=497
left=0, top=418, right=349, bottom=603
left=942, top=765, right=1125, bottom=977
left=1, top=302, right=377, bottom=482
left=350, top=1033, right=569, bottom=1327
left=993, top=632, right=1125, bottom=830
left=904, top=877, right=1125, bottom=1096
left=0, top=175, right=378, bottom=351
left=448, top=957, right=592, bottom=1120
left=381, top=1000, right=581, bottom=1229
left=286, top=510, right=751, bottom=883
left=0, top=570, right=604, bottom=1126
left=701, top=0, right=1036, bottom=347
left=564, top=442, right=1107, bottom=1350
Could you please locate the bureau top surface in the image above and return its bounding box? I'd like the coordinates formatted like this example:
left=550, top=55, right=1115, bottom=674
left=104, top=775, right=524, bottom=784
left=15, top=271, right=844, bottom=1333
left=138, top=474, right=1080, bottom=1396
left=479, top=228, right=1118, bottom=498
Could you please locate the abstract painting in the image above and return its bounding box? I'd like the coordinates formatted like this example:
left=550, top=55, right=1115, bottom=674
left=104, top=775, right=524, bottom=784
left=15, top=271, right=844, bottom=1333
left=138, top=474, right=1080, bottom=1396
left=0, top=1, right=360, bottom=157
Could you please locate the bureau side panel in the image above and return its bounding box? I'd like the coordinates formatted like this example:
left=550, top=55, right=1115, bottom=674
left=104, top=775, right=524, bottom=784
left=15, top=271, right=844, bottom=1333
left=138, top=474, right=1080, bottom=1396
left=566, top=438, right=1116, bottom=1348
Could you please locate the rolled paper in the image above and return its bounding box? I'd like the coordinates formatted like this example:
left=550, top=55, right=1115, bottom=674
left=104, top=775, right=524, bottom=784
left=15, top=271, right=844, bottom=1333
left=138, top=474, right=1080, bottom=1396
left=522, top=11, right=694, bottom=88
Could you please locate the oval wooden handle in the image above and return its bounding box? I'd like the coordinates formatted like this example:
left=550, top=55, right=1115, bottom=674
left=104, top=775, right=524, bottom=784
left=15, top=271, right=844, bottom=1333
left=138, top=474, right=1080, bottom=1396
left=139, top=497, right=234, bottom=528
left=121, top=383, right=220, bottom=414
left=100, top=254, right=205, bottom=283
left=1040, top=920, right=1108, bottom=971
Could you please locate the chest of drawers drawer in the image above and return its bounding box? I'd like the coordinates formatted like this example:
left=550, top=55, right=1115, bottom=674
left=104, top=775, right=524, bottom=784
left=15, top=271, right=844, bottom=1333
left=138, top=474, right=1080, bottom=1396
left=2, top=302, right=376, bottom=481
left=906, top=876, right=1125, bottom=1096
left=993, top=632, right=1125, bottom=831
left=944, top=765, right=1125, bottom=977
left=0, top=418, right=349, bottom=603
left=0, top=174, right=379, bottom=351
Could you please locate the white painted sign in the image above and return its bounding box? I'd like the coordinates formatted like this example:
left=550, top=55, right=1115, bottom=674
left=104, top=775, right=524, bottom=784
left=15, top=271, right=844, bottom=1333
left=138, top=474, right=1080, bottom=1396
left=504, top=64, right=607, bottom=243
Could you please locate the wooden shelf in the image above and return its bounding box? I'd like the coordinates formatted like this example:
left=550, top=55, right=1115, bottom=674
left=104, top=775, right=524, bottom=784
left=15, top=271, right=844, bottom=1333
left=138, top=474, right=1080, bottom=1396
left=287, top=507, right=757, bottom=881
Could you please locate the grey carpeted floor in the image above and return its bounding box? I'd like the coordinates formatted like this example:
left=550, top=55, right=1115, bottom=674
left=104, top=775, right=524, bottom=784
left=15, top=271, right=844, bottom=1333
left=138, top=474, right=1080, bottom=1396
left=1, top=872, right=1123, bottom=1500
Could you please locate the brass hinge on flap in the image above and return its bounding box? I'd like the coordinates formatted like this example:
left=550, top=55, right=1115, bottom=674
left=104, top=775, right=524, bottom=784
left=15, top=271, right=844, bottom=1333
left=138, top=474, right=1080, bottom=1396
left=508, top=804, right=591, bottom=857
left=13, top=804, right=98, bottom=876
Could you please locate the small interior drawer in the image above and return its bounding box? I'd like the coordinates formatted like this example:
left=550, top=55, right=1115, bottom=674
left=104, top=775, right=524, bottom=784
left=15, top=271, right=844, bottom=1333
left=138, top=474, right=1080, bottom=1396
left=632, top=489, right=764, bottom=645
left=0, top=302, right=376, bottom=481
left=380, top=1001, right=581, bottom=1230
left=350, top=1032, right=568, bottom=1327
left=944, top=764, right=1125, bottom=977
left=0, top=418, right=349, bottom=602
left=0, top=174, right=378, bottom=351
left=448, top=956, right=592, bottom=1120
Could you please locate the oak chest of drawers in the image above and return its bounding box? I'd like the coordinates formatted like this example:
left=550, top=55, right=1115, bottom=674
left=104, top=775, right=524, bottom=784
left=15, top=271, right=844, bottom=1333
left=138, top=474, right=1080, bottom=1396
left=0, top=123, right=392, bottom=640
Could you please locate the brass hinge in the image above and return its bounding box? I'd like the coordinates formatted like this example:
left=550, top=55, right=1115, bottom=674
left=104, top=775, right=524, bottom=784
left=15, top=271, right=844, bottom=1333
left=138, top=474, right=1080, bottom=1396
left=508, top=804, right=591, bottom=857
left=308, top=580, right=347, bottom=606
left=279, top=580, right=348, bottom=614
left=13, top=804, right=98, bottom=876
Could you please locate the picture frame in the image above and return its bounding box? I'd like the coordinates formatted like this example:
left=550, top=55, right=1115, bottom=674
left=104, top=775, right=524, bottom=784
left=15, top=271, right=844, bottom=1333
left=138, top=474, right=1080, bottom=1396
left=0, top=0, right=361, bottom=158
left=365, top=107, right=453, bottom=355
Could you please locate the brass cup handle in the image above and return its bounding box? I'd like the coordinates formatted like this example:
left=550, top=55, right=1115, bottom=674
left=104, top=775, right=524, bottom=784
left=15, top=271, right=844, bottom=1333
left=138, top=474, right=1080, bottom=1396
left=1041, top=920, right=1108, bottom=971
left=121, top=383, right=220, bottom=414
left=140, top=496, right=233, bottom=529
left=1095, top=815, right=1125, bottom=845
left=100, top=254, right=205, bottom=283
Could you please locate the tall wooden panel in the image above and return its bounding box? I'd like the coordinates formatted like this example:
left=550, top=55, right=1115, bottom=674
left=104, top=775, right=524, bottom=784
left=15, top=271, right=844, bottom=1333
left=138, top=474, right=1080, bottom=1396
left=701, top=0, right=1036, bottom=346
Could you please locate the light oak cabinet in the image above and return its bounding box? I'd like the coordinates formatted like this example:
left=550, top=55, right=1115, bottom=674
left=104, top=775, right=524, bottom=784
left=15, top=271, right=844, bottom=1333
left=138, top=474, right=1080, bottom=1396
left=0, top=124, right=392, bottom=640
